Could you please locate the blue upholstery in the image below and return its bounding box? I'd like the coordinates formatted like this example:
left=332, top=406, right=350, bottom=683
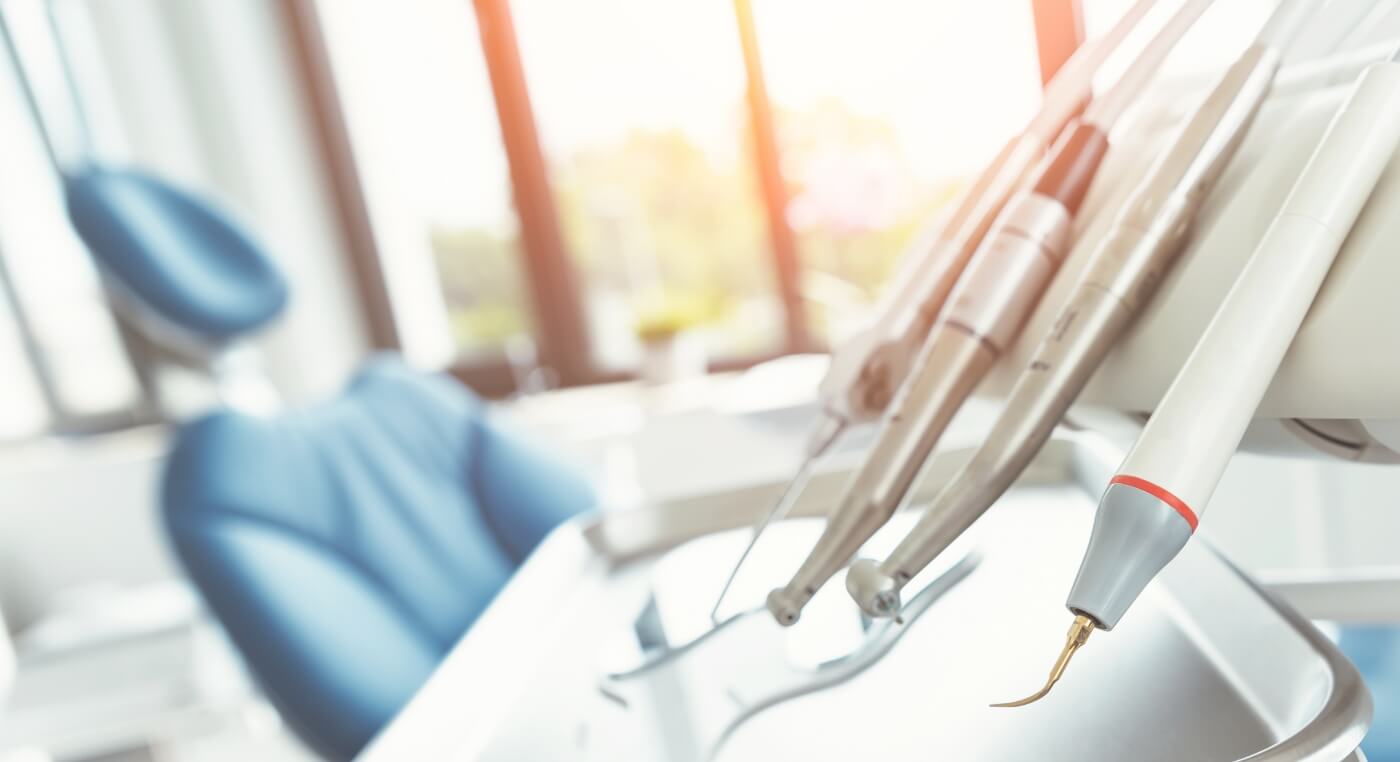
left=163, top=358, right=595, bottom=759
left=64, top=165, right=288, bottom=341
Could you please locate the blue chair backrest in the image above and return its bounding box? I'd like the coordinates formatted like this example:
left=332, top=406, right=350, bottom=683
left=63, top=165, right=288, bottom=341
left=162, top=358, right=595, bottom=758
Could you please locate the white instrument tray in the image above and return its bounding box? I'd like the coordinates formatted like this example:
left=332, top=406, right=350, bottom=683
left=359, top=434, right=1369, bottom=761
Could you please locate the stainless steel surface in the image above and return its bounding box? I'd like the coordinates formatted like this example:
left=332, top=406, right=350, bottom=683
left=857, top=44, right=1283, bottom=610
left=357, top=435, right=1371, bottom=761
left=605, top=551, right=981, bottom=759
left=766, top=329, right=994, bottom=625
left=1232, top=559, right=1371, bottom=762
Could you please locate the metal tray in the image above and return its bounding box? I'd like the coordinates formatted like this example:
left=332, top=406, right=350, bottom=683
left=358, top=433, right=1369, bottom=762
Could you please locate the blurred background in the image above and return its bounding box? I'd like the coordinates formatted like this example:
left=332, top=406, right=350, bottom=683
left=1, top=0, right=1393, bottom=761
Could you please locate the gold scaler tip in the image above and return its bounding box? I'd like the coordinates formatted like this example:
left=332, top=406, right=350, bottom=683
left=991, top=614, right=1096, bottom=708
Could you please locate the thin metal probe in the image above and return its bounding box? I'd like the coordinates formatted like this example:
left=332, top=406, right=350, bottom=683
left=708, top=419, right=846, bottom=624
left=604, top=606, right=764, bottom=682
left=991, top=614, right=1096, bottom=707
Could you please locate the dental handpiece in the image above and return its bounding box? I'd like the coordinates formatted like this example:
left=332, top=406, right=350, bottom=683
left=847, top=0, right=1316, bottom=623
left=809, top=0, right=1160, bottom=436
left=765, top=0, right=1215, bottom=628
left=708, top=0, right=1162, bottom=624
left=1012, top=51, right=1400, bottom=708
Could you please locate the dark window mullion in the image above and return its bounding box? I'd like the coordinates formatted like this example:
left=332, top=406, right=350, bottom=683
left=1031, top=0, right=1085, bottom=87
left=279, top=0, right=400, bottom=352
left=472, top=0, right=594, bottom=387
left=732, top=0, right=815, bottom=355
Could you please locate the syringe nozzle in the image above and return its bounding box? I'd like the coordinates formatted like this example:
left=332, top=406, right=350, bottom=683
left=991, top=614, right=1096, bottom=708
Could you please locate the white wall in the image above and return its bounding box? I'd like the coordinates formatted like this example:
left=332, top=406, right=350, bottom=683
left=79, top=0, right=371, bottom=402
left=1208, top=453, right=1400, bottom=572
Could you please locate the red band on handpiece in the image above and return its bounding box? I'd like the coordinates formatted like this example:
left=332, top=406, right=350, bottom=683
left=1109, top=474, right=1199, bottom=532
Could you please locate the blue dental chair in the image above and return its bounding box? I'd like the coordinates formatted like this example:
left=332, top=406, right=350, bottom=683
left=63, top=165, right=596, bottom=759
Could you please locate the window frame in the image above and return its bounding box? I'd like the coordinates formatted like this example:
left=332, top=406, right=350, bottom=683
left=282, top=0, right=1083, bottom=397
left=0, top=1, right=157, bottom=440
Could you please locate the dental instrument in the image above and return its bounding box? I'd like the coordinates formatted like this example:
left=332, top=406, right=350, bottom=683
left=766, top=0, right=1216, bottom=627
left=707, top=0, right=1162, bottom=623
left=1000, top=47, right=1400, bottom=708
left=846, top=0, right=1317, bottom=621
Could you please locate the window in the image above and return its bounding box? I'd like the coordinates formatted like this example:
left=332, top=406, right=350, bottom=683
left=313, top=0, right=533, bottom=368
left=752, top=0, right=1044, bottom=342
left=299, top=0, right=1081, bottom=393
left=511, top=0, right=782, bottom=368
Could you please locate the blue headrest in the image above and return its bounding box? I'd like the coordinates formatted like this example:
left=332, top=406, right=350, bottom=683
left=64, top=166, right=288, bottom=342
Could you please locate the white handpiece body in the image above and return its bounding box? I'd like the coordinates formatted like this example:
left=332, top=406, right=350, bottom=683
left=1070, top=60, right=1400, bottom=630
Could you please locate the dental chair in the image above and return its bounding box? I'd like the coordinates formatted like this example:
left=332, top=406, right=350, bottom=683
left=63, top=165, right=596, bottom=759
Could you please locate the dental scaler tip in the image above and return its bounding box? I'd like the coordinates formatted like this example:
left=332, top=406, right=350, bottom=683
left=992, top=614, right=1096, bottom=708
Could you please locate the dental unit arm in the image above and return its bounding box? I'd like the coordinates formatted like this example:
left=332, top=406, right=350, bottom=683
left=846, top=0, right=1317, bottom=623
left=765, top=0, right=1216, bottom=628
left=1018, top=48, right=1400, bottom=706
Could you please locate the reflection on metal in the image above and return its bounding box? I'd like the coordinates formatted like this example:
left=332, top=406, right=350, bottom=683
left=604, top=607, right=763, bottom=683
left=713, top=551, right=979, bottom=760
